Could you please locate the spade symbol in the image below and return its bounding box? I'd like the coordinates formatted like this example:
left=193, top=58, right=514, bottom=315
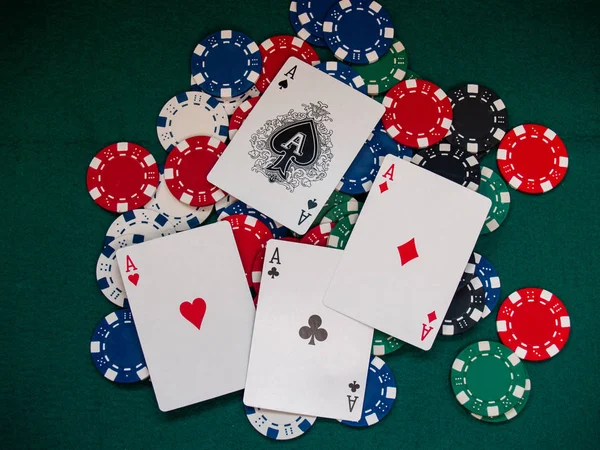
left=278, top=79, right=288, bottom=89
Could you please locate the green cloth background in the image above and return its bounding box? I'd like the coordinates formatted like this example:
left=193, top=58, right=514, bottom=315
left=2, top=0, right=598, bottom=448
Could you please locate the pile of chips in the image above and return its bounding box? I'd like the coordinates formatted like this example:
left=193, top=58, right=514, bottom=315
left=86, top=0, right=571, bottom=440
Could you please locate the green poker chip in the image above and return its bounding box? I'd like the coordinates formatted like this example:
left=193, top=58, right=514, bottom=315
left=478, top=166, right=511, bottom=234
left=311, top=191, right=353, bottom=228
left=371, top=329, right=404, bottom=356
left=450, top=341, right=529, bottom=418
left=353, top=39, right=408, bottom=96
left=321, top=199, right=362, bottom=224
left=403, top=69, right=421, bottom=80
left=471, top=378, right=531, bottom=423
left=326, top=214, right=358, bottom=249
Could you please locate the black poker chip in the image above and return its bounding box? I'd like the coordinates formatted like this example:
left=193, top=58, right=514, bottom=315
left=457, top=252, right=476, bottom=291
left=445, top=83, right=509, bottom=156
left=442, top=276, right=485, bottom=336
left=411, top=143, right=481, bottom=191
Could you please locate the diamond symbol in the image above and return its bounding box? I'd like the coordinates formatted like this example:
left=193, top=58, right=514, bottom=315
left=397, top=238, right=419, bottom=266
left=378, top=181, right=389, bottom=193
left=427, top=311, right=437, bottom=323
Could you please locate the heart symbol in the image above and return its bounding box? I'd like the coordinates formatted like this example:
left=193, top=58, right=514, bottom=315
left=307, top=199, right=317, bottom=209
left=128, top=273, right=140, bottom=286
left=180, top=298, right=207, bottom=330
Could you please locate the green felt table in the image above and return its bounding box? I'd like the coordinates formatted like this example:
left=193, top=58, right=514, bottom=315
left=2, top=0, right=599, bottom=448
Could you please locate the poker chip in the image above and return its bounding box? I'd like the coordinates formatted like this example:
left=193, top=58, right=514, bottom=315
left=403, top=69, right=420, bottom=80
left=323, top=0, right=394, bottom=64
left=96, top=235, right=138, bottom=307
left=373, top=121, right=414, bottom=161
left=104, top=209, right=176, bottom=247
left=244, top=406, right=316, bottom=440
left=321, top=199, right=362, bottom=224
left=471, top=377, right=531, bottom=423
left=442, top=276, right=485, bottom=335
left=251, top=249, right=266, bottom=296
left=445, top=84, right=508, bottom=155
left=411, top=143, right=481, bottom=191
left=156, top=91, right=229, bottom=152
left=145, top=166, right=213, bottom=231
left=90, top=309, right=149, bottom=384
left=450, top=341, right=529, bottom=417
left=478, top=166, right=510, bottom=234
left=326, top=214, right=358, bottom=249
left=340, top=356, right=396, bottom=427
left=164, top=136, right=227, bottom=207
left=473, top=253, right=501, bottom=319
left=314, top=61, right=367, bottom=94
left=300, top=222, right=335, bottom=246
left=289, top=1, right=327, bottom=47
left=382, top=79, right=453, bottom=148
left=309, top=191, right=354, bottom=229
left=337, top=133, right=383, bottom=194
left=222, top=214, right=274, bottom=287
left=371, top=330, right=404, bottom=356
left=86, top=142, right=159, bottom=213
left=497, top=124, right=569, bottom=194
left=295, top=0, right=337, bottom=40
left=256, top=35, right=319, bottom=92
left=214, top=194, right=238, bottom=215
left=457, top=252, right=476, bottom=291
left=353, top=39, right=408, bottom=95
left=191, top=30, right=261, bottom=98
left=496, top=288, right=570, bottom=361
left=218, top=201, right=289, bottom=239
left=229, top=97, right=260, bottom=139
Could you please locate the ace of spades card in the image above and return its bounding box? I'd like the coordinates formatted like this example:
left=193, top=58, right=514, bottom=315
left=207, top=56, right=385, bottom=235
left=243, top=240, right=373, bottom=421
left=115, top=222, right=255, bottom=412
left=323, top=155, right=492, bottom=351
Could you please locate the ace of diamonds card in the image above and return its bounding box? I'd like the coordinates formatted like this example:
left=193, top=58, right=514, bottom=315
left=323, top=155, right=491, bottom=351
left=207, top=57, right=385, bottom=235
left=116, top=222, right=255, bottom=412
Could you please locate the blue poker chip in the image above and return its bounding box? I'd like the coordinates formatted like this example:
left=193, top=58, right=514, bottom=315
left=473, top=252, right=502, bottom=318
left=218, top=201, right=289, bottom=239
left=373, top=121, right=414, bottom=161
left=90, top=309, right=148, bottom=384
left=289, top=1, right=327, bottom=47
left=323, top=0, right=394, bottom=64
left=337, top=132, right=383, bottom=194
left=315, top=61, right=367, bottom=94
left=191, top=30, right=261, bottom=98
left=340, top=356, right=396, bottom=427
left=245, top=406, right=317, bottom=440
left=214, top=194, right=238, bottom=215
left=104, top=209, right=176, bottom=247
left=295, top=0, right=338, bottom=39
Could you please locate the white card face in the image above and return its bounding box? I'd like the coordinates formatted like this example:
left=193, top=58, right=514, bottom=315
left=243, top=241, right=373, bottom=421
left=116, top=222, right=255, bottom=411
left=323, top=156, right=491, bottom=351
left=208, top=56, right=385, bottom=235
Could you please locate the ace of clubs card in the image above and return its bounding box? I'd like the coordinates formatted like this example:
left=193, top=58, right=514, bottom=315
left=323, top=155, right=492, bottom=350
left=116, top=222, right=255, bottom=411
left=207, top=56, right=385, bottom=235
left=243, top=240, right=373, bottom=421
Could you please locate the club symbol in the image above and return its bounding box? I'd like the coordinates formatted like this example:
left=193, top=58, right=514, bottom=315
left=348, top=381, right=360, bottom=393
left=299, top=315, right=328, bottom=345
left=267, top=267, right=279, bottom=279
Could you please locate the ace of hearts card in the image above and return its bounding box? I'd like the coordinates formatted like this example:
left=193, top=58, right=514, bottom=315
left=116, top=222, right=255, bottom=411
left=207, top=56, right=385, bottom=235
left=323, top=155, right=491, bottom=351
left=243, top=240, right=373, bottom=421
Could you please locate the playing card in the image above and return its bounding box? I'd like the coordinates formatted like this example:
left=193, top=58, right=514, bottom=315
left=244, top=241, right=373, bottom=421
left=115, top=222, right=255, bottom=411
left=207, top=56, right=384, bottom=235
left=323, top=155, right=491, bottom=351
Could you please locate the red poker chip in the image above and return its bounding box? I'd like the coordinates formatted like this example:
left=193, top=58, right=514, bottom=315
left=255, top=35, right=320, bottom=92
left=86, top=142, right=159, bottom=212
left=300, top=222, right=336, bottom=246
left=229, top=97, right=260, bottom=139
left=497, top=124, right=569, bottom=194
left=222, top=214, right=273, bottom=287
left=382, top=79, right=453, bottom=148
left=251, top=247, right=266, bottom=295
left=279, top=236, right=301, bottom=242
left=496, top=287, right=571, bottom=361
left=164, top=136, right=227, bottom=207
